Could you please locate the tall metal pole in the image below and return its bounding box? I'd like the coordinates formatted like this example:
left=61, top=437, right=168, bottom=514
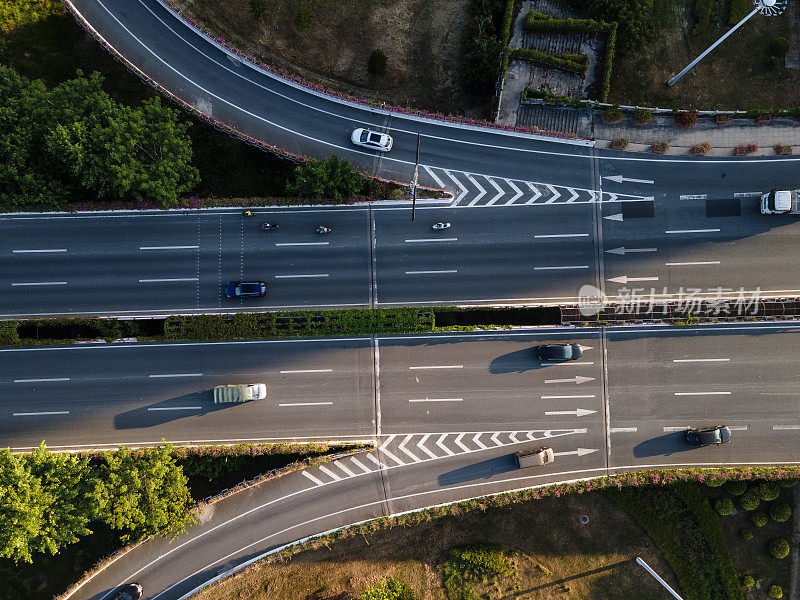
left=411, top=132, right=420, bottom=222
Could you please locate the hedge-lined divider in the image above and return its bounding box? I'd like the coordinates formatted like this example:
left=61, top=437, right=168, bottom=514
left=509, top=48, right=589, bottom=74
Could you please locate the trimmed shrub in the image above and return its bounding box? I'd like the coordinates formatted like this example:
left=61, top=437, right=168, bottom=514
left=611, top=137, right=629, bottom=150
left=355, top=577, right=415, bottom=600
left=706, top=476, right=725, bottom=487
left=725, top=480, right=747, bottom=496
left=715, top=498, right=734, bottom=516
left=522, top=87, right=583, bottom=106
left=769, top=538, right=790, bottom=559
left=740, top=490, right=760, bottom=511
left=742, top=575, right=755, bottom=587
left=779, top=478, right=799, bottom=488
left=509, top=48, right=589, bottom=74
left=652, top=140, right=669, bottom=153
left=605, top=106, right=623, bottom=123
left=769, top=501, right=792, bottom=523
left=756, top=482, right=780, bottom=502
left=294, top=5, right=314, bottom=30
left=633, top=108, right=652, bottom=124
left=367, top=48, right=388, bottom=77
left=741, top=528, right=754, bottom=541
left=770, top=585, right=783, bottom=599
left=751, top=512, right=768, bottom=527
left=693, top=141, right=713, bottom=155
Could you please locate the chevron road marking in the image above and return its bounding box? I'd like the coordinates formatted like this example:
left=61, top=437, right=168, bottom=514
left=417, top=434, right=439, bottom=459
left=544, top=184, right=561, bottom=204
left=472, top=433, right=488, bottom=449
left=318, top=465, right=341, bottom=481
left=302, top=471, right=324, bottom=485
left=486, top=177, right=505, bottom=205
left=525, top=182, right=543, bottom=204
left=398, top=434, right=422, bottom=462
left=465, top=174, right=486, bottom=206
left=565, top=188, right=580, bottom=203
left=378, top=434, right=405, bottom=465
left=443, top=170, right=469, bottom=204
left=490, top=432, right=502, bottom=446
left=436, top=433, right=456, bottom=456
left=504, top=179, right=523, bottom=205
left=423, top=165, right=446, bottom=188
left=454, top=433, right=471, bottom=452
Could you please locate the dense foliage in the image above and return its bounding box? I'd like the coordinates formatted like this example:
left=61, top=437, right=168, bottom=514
left=442, top=545, right=514, bottom=600
left=0, top=66, right=199, bottom=209
left=355, top=577, right=415, bottom=600
left=367, top=48, right=388, bottom=77
left=0, top=444, right=193, bottom=562
left=0, top=0, right=64, bottom=33
left=509, top=48, right=589, bottom=74
left=286, top=154, right=363, bottom=200
left=566, top=0, right=653, bottom=49
left=460, top=0, right=508, bottom=94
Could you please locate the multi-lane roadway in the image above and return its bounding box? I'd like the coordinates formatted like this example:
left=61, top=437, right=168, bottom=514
left=6, top=324, right=797, bottom=599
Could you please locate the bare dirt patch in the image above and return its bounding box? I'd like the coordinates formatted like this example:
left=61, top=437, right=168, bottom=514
left=179, top=0, right=473, bottom=114
left=196, top=492, right=677, bottom=600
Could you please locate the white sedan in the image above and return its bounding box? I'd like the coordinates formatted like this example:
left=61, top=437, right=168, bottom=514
left=351, top=128, right=393, bottom=152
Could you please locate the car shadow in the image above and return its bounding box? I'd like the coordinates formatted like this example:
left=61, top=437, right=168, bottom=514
left=114, top=390, right=240, bottom=430
left=633, top=431, right=694, bottom=458
left=437, top=454, right=517, bottom=486
left=489, top=348, right=546, bottom=373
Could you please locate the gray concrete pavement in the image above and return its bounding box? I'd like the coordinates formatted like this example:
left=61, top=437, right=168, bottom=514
left=9, top=324, right=796, bottom=600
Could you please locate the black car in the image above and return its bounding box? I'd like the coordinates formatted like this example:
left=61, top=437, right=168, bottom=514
left=113, top=583, right=143, bottom=600
left=225, top=281, right=267, bottom=298
left=685, top=426, right=732, bottom=447
left=537, top=343, right=582, bottom=361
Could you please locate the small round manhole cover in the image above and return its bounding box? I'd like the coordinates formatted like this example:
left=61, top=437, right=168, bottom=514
left=580, top=515, right=589, bottom=525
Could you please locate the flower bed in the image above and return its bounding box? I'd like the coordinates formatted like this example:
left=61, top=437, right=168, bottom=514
left=734, top=143, right=759, bottom=156
left=652, top=140, right=669, bottom=154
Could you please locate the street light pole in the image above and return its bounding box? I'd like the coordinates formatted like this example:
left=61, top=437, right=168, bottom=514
left=667, top=0, right=786, bottom=86
left=411, top=132, right=420, bottom=222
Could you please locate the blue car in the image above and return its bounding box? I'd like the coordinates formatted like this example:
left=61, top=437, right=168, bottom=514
left=225, top=281, right=267, bottom=298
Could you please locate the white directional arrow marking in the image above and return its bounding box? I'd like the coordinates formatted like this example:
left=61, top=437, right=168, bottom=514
left=565, top=187, right=580, bottom=203
left=605, top=246, right=658, bottom=255
left=486, top=177, right=505, bottom=205
left=417, top=434, right=439, bottom=459
left=603, top=175, right=655, bottom=184
left=504, top=179, right=523, bottom=205
left=443, top=170, right=468, bottom=204
left=578, top=345, right=594, bottom=352
left=525, top=182, right=543, bottom=204
left=607, top=275, right=659, bottom=284
left=436, top=434, right=455, bottom=456
left=465, top=174, right=486, bottom=206
left=544, top=376, right=596, bottom=385
left=545, top=408, right=598, bottom=417
left=603, top=212, right=623, bottom=221
left=554, top=448, right=599, bottom=457
left=544, top=184, right=561, bottom=204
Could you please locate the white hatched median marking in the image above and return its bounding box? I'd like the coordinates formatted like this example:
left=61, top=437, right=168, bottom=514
left=472, top=433, right=488, bottom=449
left=14, top=411, right=69, bottom=416
left=417, top=435, right=439, bottom=459
left=436, top=434, right=455, bottom=456
left=366, top=453, right=384, bottom=468
left=490, top=432, right=502, bottom=446
left=14, top=377, right=70, bottom=383
left=13, top=248, right=67, bottom=253
left=334, top=461, right=356, bottom=477
left=302, top=470, right=324, bottom=485
left=454, top=433, right=470, bottom=453
left=505, top=179, right=523, bottom=205
left=317, top=465, right=341, bottom=481
left=423, top=165, right=446, bottom=188
left=485, top=177, right=505, bottom=205
left=349, top=457, right=373, bottom=473
left=525, top=182, right=542, bottom=204
left=398, top=435, right=421, bottom=462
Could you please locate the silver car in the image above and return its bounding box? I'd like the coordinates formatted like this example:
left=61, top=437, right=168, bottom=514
left=351, top=128, right=393, bottom=152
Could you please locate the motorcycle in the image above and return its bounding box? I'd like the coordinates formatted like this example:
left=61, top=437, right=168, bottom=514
left=316, top=226, right=331, bottom=234
left=432, top=222, right=451, bottom=230
left=260, top=222, right=278, bottom=231
left=243, top=210, right=254, bottom=217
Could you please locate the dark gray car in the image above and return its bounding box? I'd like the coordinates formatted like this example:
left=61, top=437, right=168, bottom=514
left=537, top=343, right=582, bottom=361
left=685, top=426, right=732, bottom=447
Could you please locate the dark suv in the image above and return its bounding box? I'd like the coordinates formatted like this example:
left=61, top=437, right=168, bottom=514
left=537, top=343, right=582, bottom=361
left=225, top=281, right=267, bottom=298
left=685, top=426, right=731, bottom=447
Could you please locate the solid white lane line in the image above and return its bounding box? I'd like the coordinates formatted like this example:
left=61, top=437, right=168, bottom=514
left=317, top=465, right=341, bottom=481
left=405, top=238, right=458, bottom=243
left=545, top=361, right=595, bottom=366
left=409, top=365, right=463, bottom=370
left=679, top=194, right=707, bottom=200
left=405, top=270, right=457, bottom=275
left=665, top=261, right=720, bottom=266
left=534, top=265, right=590, bottom=271
left=279, top=369, right=333, bottom=374
left=12, top=248, right=67, bottom=253
left=147, top=407, right=202, bottom=411
left=774, top=425, right=800, bottom=430
left=534, top=233, right=590, bottom=239
left=673, top=358, right=730, bottom=363
left=12, top=281, right=67, bottom=286
left=275, top=242, right=329, bottom=247
left=665, top=228, right=720, bottom=234
left=541, top=394, right=596, bottom=399
left=274, top=274, right=329, bottom=278
left=301, top=471, right=324, bottom=485
left=13, top=411, right=69, bottom=416
left=14, top=377, right=70, bottom=383
left=663, top=426, right=687, bottom=432
left=734, top=192, right=762, bottom=198
left=138, top=278, right=198, bottom=283
left=674, top=391, right=731, bottom=396
left=149, top=373, right=203, bottom=378
left=408, top=398, right=463, bottom=403
left=139, top=245, right=199, bottom=250
left=728, top=426, right=748, bottom=431
left=609, top=427, right=638, bottom=433
left=278, top=402, right=334, bottom=406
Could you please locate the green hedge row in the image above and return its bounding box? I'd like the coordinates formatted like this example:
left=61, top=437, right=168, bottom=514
left=163, top=309, right=434, bottom=341
left=522, top=86, right=585, bottom=106
left=598, top=21, right=617, bottom=102
left=509, top=48, right=589, bottom=74
left=605, top=483, right=742, bottom=600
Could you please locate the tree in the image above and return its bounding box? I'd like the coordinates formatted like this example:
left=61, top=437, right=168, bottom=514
left=367, top=49, right=388, bottom=77
left=286, top=155, right=363, bottom=200
left=769, top=538, right=790, bottom=559
left=714, top=498, right=734, bottom=516
left=770, top=501, right=792, bottom=523
left=96, top=445, right=194, bottom=542
left=0, top=449, right=46, bottom=563
left=755, top=481, right=780, bottom=502
left=567, top=0, right=654, bottom=49
left=740, top=490, right=760, bottom=511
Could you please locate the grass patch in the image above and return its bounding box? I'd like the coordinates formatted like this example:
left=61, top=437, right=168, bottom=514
left=193, top=492, right=675, bottom=600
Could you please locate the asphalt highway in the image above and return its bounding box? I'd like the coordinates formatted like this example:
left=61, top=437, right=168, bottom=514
left=6, top=324, right=796, bottom=600
left=5, top=200, right=800, bottom=317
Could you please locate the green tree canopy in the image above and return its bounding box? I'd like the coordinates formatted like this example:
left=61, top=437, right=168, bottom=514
left=96, top=445, right=194, bottom=542
left=0, top=65, right=199, bottom=209
left=286, top=154, right=363, bottom=200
